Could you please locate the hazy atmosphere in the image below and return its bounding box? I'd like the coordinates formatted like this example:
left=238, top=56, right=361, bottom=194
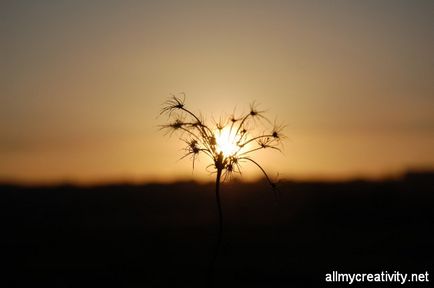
left=2, top=2, right=433, bottom=287
left=1, top=0, right=433, bottom=183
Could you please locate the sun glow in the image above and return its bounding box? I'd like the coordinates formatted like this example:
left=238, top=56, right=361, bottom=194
left=215, top=128, right=239, bottom=157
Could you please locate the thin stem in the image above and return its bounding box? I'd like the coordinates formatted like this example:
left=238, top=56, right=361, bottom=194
left=239, top=157, right=274, bottom=187
left=238, top=146, right=265, bottom=156
left=215, top=168, right=223, bottom=252
left=239, top=145, right=281, bottom=157
left=180, top=107, right=214, bottom=138
left=234, top=113, right=251, bottom=137
left=179, top=127, right=202, bottom=142
left=239, top=134, right=274, bottom=147
left=209, top=167, right=223, bottom=286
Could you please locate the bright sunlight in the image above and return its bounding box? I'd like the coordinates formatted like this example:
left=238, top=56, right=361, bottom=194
left=215, top=127, right=239, bottom=157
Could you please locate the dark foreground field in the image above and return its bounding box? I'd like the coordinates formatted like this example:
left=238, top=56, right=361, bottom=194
left=1, top=171, right=433, bottom=287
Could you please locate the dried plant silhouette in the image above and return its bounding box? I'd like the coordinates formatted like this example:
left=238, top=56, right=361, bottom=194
left=159, top=94, right=285, bottom=283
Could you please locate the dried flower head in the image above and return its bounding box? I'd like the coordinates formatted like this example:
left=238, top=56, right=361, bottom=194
left=159, top=94, right=286, bottom=282
left=160, top=94, right=284, bottom=187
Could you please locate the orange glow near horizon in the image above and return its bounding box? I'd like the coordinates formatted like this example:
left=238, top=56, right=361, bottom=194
left=1, top=1, right=433, bottom=184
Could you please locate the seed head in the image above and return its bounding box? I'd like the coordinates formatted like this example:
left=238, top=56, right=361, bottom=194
left=160, top=95, right=285, bottom=189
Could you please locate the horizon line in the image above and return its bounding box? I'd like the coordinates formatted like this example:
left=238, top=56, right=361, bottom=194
left=1, top=169, right=432, bottom=188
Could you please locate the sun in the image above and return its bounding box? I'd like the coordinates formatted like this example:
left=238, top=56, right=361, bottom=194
left=215, top=127, right=239, bottom=157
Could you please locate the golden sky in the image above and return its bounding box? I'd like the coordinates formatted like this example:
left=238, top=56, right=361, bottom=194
left=1, top=0, right=433, bottom=183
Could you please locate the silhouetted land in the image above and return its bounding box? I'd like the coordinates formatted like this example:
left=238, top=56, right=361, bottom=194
left=1, top=171, right=433, bottom=287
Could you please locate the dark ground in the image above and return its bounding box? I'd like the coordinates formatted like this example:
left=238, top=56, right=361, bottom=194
left=1, top=171, right=433, bottom=287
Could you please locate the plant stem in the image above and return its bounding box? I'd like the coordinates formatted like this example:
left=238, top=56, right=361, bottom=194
left=210, top=167, right=223, bottom=285
left=215, top=167, right=223, bottom=255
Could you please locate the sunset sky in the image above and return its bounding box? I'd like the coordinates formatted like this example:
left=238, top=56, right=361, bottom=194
left=1, top=0, right=433, bottom=183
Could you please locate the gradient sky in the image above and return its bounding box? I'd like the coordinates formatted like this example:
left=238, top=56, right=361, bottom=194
left=1, top=0, right=433, bottom=183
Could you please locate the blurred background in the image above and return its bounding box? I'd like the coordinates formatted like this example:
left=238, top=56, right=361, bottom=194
left=1, top=0, right=433, bottom=184
left=1, top=1, right=433, bottom=287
